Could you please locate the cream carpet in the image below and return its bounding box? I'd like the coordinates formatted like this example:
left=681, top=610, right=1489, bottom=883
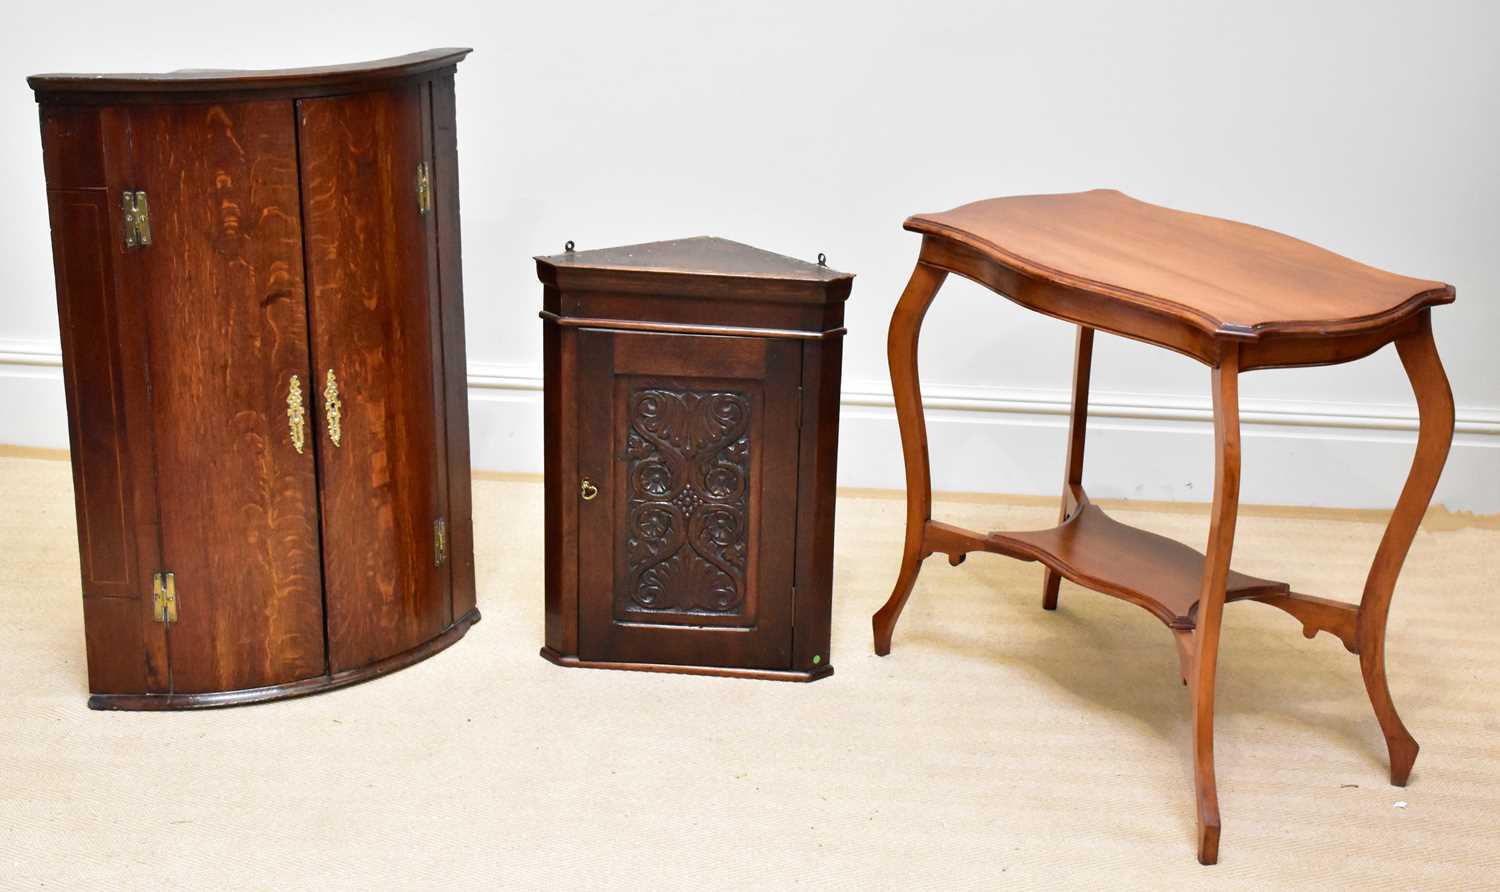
left=1, top=450, right=1497, bottom=890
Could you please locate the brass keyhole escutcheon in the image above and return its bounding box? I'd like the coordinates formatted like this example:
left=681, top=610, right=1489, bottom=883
left=286, top=374, right=306, bottom=455
left=580, top=478, right=599, bottom=501
left=322, top=369, right=343, bottom=448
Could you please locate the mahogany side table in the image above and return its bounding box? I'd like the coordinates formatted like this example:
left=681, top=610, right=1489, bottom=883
left=538, top=237, right=852, bottom=681
left=873, top=190, right=1455, bottom=864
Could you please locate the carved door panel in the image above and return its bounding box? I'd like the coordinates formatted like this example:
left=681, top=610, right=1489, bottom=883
left=576, top=330, right=802, bottom=669
left=123, top=100, right=328, bottom=693
left=297, top=85, right=452, bottom=672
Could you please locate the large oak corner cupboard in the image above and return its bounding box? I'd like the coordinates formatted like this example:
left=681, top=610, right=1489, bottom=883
left=30, top=49, right=478, bottom=710
left=537, top=237, right=853, bottom=682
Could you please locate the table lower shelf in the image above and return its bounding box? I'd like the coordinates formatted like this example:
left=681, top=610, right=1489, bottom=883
left=927, top=495, right=1288, bottom=629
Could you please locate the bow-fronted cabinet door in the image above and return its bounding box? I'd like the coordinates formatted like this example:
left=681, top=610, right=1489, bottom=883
left=123, top=99, right=329, bottom=694
left=296, top=84, right=454, bottom=672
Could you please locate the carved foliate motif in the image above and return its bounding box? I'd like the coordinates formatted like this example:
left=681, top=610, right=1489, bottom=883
left=623, top=388, right=750, bottom=615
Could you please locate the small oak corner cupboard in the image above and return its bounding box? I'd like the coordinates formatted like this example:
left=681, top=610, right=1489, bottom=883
left=538, top=238, right=853, bottom=682
left=30, top=49, right=479, bottom=709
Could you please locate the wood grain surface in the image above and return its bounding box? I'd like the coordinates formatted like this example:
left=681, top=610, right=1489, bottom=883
left=47, top=186, right=159, bottom=695
left=129, top=99, right=326, bottom=694
left=906, top=190, right=1453, bottom=339
left=298, top=85, right=450, bottom=673
left=47, top=190, right=134, bottom=597
left=41, top=104, right=172, bottom=695
left=989, top=499, right=1286, bottom=629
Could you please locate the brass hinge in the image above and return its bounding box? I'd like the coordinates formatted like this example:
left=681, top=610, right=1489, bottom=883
left=416, top=161, right=431, bottom=215
left=122, top=190, right=151, bottom=248
left=434, top=517, right=447, bottom=567
left=152, top=571, right=177, bottom=623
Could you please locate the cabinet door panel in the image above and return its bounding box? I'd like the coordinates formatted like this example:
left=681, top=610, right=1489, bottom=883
left=298, top=85, right=451, bottom=672
left=125, top=100, right=327, bottom=693
left=45, top=177, right=167, bottom=694
left=577, top=330, right=800, bottom=669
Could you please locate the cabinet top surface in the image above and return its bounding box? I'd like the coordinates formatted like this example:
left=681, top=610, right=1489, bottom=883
left=29, top=47, right=470, bottom=98
left=906, top=189, right=1453, bottom=339
left=537, top=237, right=851, bottom=285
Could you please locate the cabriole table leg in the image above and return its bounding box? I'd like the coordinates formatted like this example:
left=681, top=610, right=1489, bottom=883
left=873, top=261, right=948, bottom=656
left=1358, top=311, right=1454, bottom=785
left=1190, top=345, right=1243, bottom=865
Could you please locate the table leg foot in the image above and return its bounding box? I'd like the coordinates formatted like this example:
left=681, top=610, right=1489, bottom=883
left=1197, top=813, right=1221, bottom=866
left=1041, top=569, right=1061, bottom=611
left=1193, top=633, right=1224, bottom=865
left=874, top=551, right=927, bottom=657
left=1370, top=701, right=1419, bottom=786
left=1360, top=592, right=1422, bottom=786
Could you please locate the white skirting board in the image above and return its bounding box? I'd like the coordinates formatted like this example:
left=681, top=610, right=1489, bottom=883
left=3, top=342, right=1496, bottom=513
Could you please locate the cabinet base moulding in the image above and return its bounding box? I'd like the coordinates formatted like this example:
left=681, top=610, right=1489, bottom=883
left=539, top=646, right=833, bottom=683
left=89, top=609, right=481, bottom=711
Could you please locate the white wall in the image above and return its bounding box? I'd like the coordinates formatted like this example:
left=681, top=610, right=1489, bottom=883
left=2, top=1, right=1496, bottom=510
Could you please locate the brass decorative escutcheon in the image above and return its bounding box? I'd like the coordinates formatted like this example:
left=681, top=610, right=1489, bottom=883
left=580, top=478, right=599, bottom=501
left=286, top=374, right=306, bottom=455
left=323, top=369, right=343, bottom=447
